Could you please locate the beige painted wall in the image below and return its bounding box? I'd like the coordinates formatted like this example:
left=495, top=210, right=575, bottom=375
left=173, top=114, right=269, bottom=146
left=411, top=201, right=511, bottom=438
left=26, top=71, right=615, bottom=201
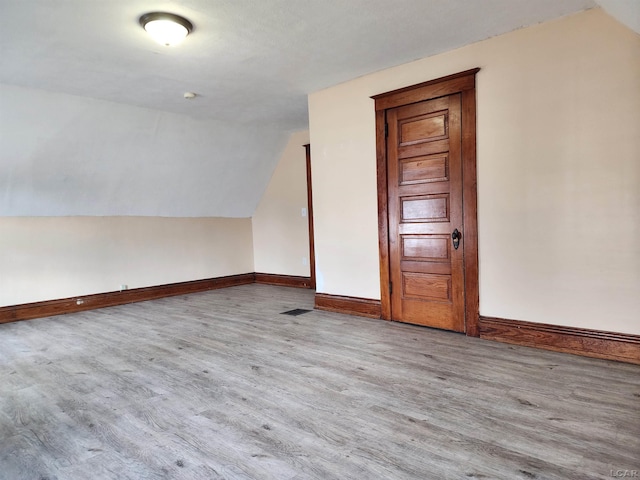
left=309, top=8, right=640, bottom=334
left=0, top=217, right=253, bottom=306
left=252, top=130, right=311, bottom=276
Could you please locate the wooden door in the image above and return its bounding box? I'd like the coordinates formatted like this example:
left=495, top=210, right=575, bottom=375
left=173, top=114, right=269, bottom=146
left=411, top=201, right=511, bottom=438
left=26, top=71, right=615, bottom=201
left=387, top=94, right=465, bottom=331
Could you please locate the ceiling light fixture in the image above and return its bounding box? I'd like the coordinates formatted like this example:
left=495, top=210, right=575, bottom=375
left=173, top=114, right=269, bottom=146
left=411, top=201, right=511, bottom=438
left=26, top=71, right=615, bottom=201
left=139, top=12, right=193, bottom=47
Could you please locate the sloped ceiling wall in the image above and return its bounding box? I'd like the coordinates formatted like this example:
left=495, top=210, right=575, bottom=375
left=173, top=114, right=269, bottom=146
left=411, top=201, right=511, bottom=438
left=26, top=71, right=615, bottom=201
left=0, top=84, right=287, bottom=217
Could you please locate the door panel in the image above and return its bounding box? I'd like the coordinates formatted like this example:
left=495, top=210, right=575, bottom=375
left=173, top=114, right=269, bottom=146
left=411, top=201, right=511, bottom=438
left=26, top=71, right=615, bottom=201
left=401, top=195, right=449, bottom=222
left=399, top=154, right=449, bottom=185
left=399, top=111, right=448, bottom=145
left=401, top=235, right=450, bottom=262
left=402, top=272, right=451, bottom=301
left=387, top=94, right=465, bottom=331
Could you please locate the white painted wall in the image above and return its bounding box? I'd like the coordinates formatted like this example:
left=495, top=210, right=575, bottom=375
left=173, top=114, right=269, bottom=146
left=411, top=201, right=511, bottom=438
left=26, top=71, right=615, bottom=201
left=309, top=9, right=640, bottom=334
left=252, top=130, right=311, bottom=277
left=0, top=217, right=253, bottom=306
left=0, top=84, right=288, bottom=217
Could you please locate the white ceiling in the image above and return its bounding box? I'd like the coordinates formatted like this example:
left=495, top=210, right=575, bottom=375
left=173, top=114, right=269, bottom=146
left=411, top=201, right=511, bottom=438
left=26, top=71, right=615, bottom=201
left=4, top=0, right=638, bottom=217
left=1, top=0, right=601, bottom=130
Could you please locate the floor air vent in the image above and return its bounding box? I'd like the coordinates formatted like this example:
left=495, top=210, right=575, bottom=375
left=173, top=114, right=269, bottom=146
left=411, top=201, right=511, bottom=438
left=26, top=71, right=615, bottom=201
left=280, top=308, right=312, bottom=316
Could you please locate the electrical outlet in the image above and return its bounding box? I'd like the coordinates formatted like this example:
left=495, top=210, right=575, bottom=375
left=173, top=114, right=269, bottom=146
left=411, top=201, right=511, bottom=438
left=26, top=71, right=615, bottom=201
left=301, top=207, right=307, bottom=217
left=302, top=257, right=308, bottom=266
left=120, top=284, right=128, bottom=291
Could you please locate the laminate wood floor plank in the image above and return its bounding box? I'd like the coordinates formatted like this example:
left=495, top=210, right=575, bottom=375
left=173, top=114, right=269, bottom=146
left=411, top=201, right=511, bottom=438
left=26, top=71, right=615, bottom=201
left=1, top=284, right=638, bottom=479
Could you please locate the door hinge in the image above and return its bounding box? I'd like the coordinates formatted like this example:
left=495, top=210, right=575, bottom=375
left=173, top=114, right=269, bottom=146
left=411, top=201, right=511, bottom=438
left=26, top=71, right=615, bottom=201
left=384, top=123, right=389, bottom=138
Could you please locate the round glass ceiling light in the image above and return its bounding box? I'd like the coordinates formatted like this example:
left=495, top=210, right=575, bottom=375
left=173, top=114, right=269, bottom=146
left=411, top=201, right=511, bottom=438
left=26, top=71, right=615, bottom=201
left=139, top=12, right=193, bottom=46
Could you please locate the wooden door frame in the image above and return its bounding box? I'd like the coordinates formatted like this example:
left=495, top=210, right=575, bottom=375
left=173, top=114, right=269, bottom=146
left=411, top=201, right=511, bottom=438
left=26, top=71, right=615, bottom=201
left=372, top=68, right=480, bottom=336
left=303, top=144, right=316, bottom=289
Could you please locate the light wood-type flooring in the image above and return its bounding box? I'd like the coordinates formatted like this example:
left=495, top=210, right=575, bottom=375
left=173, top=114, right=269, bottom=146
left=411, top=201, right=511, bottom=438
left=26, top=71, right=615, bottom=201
left=1, top=284, right=638, bottom=480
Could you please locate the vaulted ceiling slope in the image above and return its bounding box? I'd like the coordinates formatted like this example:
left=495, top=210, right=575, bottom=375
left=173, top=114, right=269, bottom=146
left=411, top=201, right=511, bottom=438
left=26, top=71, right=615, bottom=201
left=4, top=0, right=629, bottom=217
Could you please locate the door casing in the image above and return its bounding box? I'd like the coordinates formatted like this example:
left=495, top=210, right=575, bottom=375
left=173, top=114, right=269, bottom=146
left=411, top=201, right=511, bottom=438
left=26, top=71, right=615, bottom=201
left=372, top=69, right=480, bottom=336
left=303, top=144, right=316, bottom=289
